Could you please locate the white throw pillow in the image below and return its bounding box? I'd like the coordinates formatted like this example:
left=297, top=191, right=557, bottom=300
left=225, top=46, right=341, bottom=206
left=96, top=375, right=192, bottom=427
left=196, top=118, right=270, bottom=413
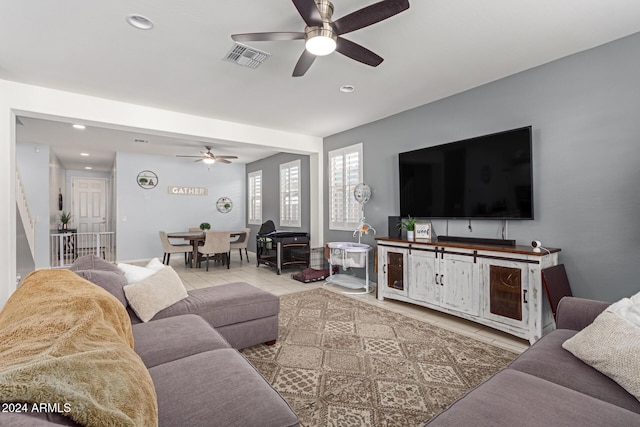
left=145, top=257, right=165, bottom=272
left=563, top=293, right=640, bottom=402
left=123, top=266, right=188, bottom=322
left=117, top=258, right=165, bottom=284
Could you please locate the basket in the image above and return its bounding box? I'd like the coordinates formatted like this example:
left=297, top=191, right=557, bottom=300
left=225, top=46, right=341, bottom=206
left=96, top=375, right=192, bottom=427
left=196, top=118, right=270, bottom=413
left=327, top=242, right=370, bottom=269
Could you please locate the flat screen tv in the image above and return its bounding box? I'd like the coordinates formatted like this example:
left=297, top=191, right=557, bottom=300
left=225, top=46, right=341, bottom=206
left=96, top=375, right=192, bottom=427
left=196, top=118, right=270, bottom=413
left=399, top=126, right=533, bottom=219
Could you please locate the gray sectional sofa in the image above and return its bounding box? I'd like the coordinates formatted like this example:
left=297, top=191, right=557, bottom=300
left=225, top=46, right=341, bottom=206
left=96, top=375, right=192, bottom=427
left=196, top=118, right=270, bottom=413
left=426, top=296, right=640, bottom=426
left=0, top=255, right=299, bottom=427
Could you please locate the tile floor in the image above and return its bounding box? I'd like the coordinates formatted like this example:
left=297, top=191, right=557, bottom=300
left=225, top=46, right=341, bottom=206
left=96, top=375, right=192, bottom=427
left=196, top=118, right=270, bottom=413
left=169, top=252, right=530, bottom=354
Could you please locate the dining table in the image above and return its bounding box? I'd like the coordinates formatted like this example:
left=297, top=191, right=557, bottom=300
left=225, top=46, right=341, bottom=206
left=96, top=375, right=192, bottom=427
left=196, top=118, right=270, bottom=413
left=167, top=230, right=245, bottom=268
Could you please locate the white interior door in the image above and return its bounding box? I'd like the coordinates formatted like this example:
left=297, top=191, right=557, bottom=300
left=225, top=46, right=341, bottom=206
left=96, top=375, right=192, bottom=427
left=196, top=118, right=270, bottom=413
left=72, top=178, right=107, bottom=234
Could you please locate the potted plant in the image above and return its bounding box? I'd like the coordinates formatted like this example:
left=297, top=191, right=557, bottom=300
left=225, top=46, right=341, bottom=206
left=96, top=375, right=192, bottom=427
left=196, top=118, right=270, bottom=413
left=199, top=222, right=211, bottom=231
left=138, top=177, right=149, bottom=185
left=59, top=211, right=72, bottom=230
left=398, top=215, right=417, bottom=241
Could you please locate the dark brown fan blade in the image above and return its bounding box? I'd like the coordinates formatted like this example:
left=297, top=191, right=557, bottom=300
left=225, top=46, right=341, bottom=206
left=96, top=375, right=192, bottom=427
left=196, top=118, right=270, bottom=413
left=333, top=0, right=410, bottom=35
left=217, top=159, right=232, bottom=164
left=292, top=0, right=322, bottom=27
left=292, top=49, right=317, bottom=77
left=215, top=155, right=239, bottom=159
left=194, top=159, right=203, bottom=162
left=231, top=32, right=305, bottom=42
left=335, top=37, right=383, bottom=66
left=176, top=155, right=203, bottom=158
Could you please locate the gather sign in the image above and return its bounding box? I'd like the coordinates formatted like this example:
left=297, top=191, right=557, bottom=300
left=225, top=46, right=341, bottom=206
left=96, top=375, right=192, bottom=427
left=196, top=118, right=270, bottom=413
left=168, top=186, right=208, bottom=196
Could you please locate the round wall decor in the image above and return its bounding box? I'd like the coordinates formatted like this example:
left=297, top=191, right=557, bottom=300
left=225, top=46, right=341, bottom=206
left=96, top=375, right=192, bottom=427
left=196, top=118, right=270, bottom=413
left=137, top=170, right=158, bottom=189
left=354, top=183, right=371, bottom=204
left=216, top=197, right=233, bottom=213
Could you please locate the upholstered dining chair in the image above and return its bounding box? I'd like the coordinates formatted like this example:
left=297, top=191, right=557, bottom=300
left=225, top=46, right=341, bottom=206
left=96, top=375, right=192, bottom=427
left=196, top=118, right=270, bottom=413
left=198, top=231, right=231, bottom=271
left=230, top=228, right=251, bottom=263
left=159, top=231, right=191, bottom=265
left=189, top=227, right=206, bottom=247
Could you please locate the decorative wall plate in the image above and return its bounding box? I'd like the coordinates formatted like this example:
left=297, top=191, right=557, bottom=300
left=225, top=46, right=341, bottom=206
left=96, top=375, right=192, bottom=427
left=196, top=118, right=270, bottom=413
left=216, top=197, right=233, bottom=213
left=354, top=183, right=371, bottom=204
left=137, top=170, right=158, bottom=189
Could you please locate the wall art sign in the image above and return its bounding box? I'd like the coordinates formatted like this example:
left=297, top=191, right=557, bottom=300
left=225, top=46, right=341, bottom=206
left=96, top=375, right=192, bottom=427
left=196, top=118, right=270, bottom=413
left=168, top=186, right=208, bottom=196
left=415, top=222, right=433, bottom=240
left=137, top=171, right=158, bottom=189
left=216, top=197, right=233, bottom=213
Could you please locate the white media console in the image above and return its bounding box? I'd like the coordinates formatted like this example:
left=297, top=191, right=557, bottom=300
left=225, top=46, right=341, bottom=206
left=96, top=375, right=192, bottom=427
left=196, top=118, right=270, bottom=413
left=376, top=237, right=560, bottom=344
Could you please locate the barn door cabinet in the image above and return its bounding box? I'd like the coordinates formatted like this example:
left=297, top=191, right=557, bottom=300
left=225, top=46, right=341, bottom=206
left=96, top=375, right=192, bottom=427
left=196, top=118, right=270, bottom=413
left=376, top=238, right=560, bottom=344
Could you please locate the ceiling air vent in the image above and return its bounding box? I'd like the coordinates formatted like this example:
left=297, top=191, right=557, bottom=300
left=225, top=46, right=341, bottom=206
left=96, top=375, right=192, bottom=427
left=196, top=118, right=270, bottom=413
left=223, top=43, right=270, bottom=69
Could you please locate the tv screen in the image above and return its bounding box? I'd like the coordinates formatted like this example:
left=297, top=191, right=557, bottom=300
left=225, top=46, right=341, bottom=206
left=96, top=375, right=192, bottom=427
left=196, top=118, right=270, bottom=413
left=399, top=126, right=533, bottom=219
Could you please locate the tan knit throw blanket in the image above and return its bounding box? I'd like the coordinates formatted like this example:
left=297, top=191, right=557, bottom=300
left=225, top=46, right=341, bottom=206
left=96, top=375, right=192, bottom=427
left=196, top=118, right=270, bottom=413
left=0, top=269, right=158, bottom=427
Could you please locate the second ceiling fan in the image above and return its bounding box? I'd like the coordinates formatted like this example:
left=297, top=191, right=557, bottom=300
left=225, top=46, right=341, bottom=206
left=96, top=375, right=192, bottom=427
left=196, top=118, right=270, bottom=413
left=176, top=146, right=238, bottom=164
left=231, top=0, right=410, bottom=77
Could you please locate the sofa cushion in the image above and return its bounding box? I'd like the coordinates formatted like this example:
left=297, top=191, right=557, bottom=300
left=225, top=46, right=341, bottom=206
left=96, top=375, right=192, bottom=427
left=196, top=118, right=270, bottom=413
left=563, top=310, right=640, bottom=404
left=124, top=266, right=188, bottom=322
left=132, top=314, right=230, bottom=368
left=426, top=369, right=640, bottom=426
left=118, top=258, right=165, bottom=284
left=70, top=254, right=122, bottom=274
left=151, top=282, right=279, bottom=328
left=510, top=329, right=640, bottom=414
left=148, top=349, right=299, bottom=427
left=73, top=269, right=128, bottom=307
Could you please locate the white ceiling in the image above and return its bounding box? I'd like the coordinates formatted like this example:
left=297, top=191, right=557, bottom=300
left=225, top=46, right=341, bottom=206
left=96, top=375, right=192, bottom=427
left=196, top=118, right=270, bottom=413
left=4, top=0, right=640, bottom=171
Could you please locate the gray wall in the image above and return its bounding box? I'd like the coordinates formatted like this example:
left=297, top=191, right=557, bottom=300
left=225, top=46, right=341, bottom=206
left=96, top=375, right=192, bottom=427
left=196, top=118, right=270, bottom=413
left=116, top=152, right=246, bottom=261
left=246, top=153, right=311, bottom=252
left=324, top=32, right=640, bottom=302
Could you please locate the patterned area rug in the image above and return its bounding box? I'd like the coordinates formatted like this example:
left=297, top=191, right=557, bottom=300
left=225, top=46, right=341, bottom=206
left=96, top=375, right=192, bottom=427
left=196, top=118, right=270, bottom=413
left=241, top=288, right=517, bottom=426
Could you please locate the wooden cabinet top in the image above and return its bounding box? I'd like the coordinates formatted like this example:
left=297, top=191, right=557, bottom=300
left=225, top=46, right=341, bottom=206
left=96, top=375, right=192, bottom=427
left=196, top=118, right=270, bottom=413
left=375, top=237, right=560, bottom=257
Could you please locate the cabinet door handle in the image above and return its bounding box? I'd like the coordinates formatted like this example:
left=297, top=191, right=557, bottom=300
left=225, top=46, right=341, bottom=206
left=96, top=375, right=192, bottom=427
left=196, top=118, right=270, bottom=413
left=435, top=273, right=439, bottom=285
left=523, top=289, right=528, bottom=304
left=440, top=275, right=444, bottom=286
left=383, top=264, right=386, bottom=274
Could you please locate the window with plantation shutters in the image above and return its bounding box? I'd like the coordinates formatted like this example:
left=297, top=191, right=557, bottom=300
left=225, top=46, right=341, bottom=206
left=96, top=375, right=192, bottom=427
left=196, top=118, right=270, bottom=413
left=329, top=143, right=363, bottom=230
left=248, top=170, right=262, bottom=225
left=280, top=160, right=301, bottom=227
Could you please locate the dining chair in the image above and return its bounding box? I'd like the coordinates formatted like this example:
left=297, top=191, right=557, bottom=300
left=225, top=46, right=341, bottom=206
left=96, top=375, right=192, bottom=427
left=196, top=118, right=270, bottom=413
left=198, top=231, right=231, bottom=271
left=159, top=231, right=191, bottom=265
left=189, top=227, right=206, bottom=242
left=230, top=228, right=251, bottom=263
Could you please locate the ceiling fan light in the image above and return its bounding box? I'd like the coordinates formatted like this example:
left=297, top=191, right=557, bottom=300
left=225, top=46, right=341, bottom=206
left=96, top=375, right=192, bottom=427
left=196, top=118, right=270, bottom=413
left=305, top=24, right=337, bottom=56
left=306, top=35, right=336, bottom=56
left=203, top=158, right=215, bottom=165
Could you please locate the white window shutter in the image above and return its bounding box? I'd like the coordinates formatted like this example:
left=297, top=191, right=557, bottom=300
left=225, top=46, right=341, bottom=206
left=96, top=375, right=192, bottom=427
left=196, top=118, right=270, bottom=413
left=329, top=143, right=363, bottom=230
left=280, top=160, right=301, bottom=227
left=248, top=170, right=262, bottom=225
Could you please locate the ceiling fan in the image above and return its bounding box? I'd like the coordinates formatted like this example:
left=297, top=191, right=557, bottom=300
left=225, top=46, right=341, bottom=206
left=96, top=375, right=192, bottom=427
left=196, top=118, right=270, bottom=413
left=176, top=146, right=238, bottom=164
left=231, top=0, right=410, bottom=77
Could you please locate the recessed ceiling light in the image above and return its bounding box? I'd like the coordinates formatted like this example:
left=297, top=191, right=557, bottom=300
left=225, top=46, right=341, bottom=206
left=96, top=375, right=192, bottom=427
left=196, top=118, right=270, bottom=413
left=80, top=153, right=90, bottom=157
left=126, top=14, right=154, bottom=30
left=84, top=166, right=93, bottom=170
left=72, top=124, right=86, bottom=130
left=339, top=85, right=355, bottom=93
